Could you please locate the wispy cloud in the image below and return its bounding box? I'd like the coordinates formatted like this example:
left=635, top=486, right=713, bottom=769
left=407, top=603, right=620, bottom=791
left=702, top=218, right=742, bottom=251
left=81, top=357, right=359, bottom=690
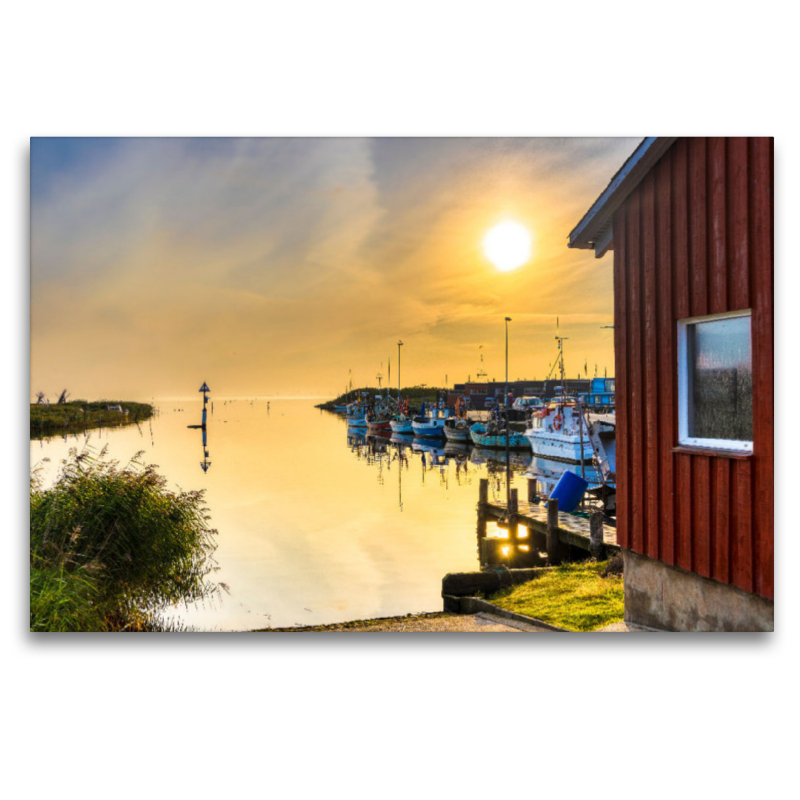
left=31, top=136, right=638, bottom=397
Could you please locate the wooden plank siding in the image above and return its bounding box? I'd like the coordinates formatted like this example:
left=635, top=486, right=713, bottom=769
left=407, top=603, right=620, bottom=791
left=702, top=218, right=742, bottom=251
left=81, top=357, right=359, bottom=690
left=613, top=206, right=630, bottom=551
left=611, top=137, right=773, bottom=600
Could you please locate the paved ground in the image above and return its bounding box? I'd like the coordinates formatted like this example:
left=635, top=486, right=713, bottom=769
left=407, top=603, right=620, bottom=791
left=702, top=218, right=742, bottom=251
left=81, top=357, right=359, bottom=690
left=257, top=612, right=654, bottom=632
left=259, top=612, right=544, bottom=632
left=594, top=621, right=657, bottom=632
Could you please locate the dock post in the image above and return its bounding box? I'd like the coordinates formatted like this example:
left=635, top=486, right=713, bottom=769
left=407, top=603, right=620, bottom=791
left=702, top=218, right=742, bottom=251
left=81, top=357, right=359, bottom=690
left=527, top=478, right=538, bottom=504
left=507, top=488, right=519, bottom=550
left=547, top=498, right=561, bottom=566
left=479, top=478, right=488, bottom=507
left=590, top=511, right=604, bottom=560
left=476, top=478, right=489, bottom=550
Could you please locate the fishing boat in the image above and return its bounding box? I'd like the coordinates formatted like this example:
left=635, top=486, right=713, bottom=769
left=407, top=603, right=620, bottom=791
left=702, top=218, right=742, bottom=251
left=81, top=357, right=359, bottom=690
left=522, top=322, right=595, bottom=464
left=469, top=421, right=531, bottom=450
left=389, top=416, right=414, bottom=434
left=411, top=414, right=447, bottom=438
left=523, top=403, right=594, bottom=463
left=345, top=402, right=368, bottom=428
left=366, top=416, right=392, bottom=434
left=443, top=416, right=471, bottom=443
left=411, top=407, right=450, bottom=438
left=389, top=397, right=414, bottom=434
left=443, top=396, right=471, bottom=442
left=366, top=394, right=397, bottom=434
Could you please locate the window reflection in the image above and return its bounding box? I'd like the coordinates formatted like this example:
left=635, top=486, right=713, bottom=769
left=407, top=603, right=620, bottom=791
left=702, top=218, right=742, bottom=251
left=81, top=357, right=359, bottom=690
left=687, top=315, right=752, bottom=442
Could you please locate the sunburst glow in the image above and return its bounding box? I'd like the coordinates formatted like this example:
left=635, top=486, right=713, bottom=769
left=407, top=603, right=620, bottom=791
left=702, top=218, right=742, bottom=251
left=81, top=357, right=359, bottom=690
left=483, top=221, right=532, bottom=272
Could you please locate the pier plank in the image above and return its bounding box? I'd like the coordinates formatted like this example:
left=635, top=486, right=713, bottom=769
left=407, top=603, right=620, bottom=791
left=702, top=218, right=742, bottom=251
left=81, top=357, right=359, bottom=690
left=483, top=500, right=619, bottom=552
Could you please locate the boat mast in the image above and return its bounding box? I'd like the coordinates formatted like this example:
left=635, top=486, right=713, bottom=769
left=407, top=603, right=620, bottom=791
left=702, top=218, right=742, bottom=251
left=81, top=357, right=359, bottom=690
left=555, top=317, right=568, bottom=401
left=398, top=340, right=403, bottom=401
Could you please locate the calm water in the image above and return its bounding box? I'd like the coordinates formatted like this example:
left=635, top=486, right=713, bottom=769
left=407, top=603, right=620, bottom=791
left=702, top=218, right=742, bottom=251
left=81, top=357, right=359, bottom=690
left=30, top=398, right=594, bottom=631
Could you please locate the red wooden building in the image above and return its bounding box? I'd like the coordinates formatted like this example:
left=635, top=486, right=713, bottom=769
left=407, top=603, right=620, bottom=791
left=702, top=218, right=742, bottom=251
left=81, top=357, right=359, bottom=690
left=569, top=137, right=773, bottom=631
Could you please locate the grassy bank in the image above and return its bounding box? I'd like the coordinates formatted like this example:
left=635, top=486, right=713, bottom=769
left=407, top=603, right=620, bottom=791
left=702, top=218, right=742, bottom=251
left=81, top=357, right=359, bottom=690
left=30, top=447, right=223, bottom=631
left=487, top=559, right=624, bottom=632
left=30, top=401, right=154, bottom=440
left=317, top=386, right=448, bottom=412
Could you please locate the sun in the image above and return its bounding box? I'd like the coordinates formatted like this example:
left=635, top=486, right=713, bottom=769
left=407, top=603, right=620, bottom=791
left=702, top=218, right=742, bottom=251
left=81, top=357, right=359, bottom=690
left=483, top=221, right=532, bottom=272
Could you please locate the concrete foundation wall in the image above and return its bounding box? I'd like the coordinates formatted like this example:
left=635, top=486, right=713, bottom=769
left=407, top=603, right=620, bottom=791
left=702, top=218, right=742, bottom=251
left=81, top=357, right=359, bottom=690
left=623, top=551, right=774, bottom=632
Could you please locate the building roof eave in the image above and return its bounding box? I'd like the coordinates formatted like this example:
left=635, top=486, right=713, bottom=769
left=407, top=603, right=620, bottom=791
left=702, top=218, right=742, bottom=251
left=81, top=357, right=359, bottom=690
left=568, top=137, right=678, bottom=257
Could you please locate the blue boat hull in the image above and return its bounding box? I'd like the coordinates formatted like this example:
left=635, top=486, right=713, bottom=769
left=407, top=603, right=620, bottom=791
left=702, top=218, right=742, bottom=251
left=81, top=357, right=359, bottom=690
left=412, top=424, right=445, bottom=438
left=469, top=423, right=530, bottom=450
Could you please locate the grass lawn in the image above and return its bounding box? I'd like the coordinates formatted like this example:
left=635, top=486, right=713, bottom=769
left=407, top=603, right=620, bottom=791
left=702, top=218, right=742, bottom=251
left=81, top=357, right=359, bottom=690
left=487, top=560, right=624, bottom=632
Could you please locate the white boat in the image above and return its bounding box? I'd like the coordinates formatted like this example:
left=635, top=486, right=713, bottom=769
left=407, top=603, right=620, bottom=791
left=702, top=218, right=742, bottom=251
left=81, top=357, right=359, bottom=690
left=523, top=403, right=594, bottom=463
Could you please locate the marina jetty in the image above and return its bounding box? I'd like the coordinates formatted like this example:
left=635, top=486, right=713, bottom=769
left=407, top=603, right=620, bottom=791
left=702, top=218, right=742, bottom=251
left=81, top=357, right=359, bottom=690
left=475, top=477, right=618, bottom=567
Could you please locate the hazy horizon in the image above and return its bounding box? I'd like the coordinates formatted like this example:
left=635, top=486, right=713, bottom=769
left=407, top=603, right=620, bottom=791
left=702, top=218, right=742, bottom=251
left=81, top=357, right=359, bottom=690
left=30, top=137, right=638, bottom=401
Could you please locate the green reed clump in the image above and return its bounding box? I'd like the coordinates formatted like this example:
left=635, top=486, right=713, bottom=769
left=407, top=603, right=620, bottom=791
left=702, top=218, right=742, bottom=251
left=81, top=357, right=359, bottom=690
left=30, top=401, right=155, bottom=440
left=30, top=447, right=224, bottom=631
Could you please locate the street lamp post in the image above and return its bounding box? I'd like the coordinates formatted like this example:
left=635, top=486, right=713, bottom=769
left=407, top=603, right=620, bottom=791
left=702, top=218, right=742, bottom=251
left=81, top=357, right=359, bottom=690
left=504, top=317, right=512, bottom=508
left=504, top=317, right=512, bottom=408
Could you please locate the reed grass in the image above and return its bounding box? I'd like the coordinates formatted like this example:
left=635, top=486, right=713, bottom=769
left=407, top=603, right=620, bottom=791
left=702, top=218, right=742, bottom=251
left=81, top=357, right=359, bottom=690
left=30, top=401, right=154, bottom=440
left=30, top=446, right=224, bottom=631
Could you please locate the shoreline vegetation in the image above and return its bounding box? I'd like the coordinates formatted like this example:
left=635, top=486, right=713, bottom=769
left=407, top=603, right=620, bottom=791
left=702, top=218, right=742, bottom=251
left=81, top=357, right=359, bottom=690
left=255, top=560, right=624, bottom=633
left=316, top=386, right=448, bottom=412
left=30, top=446, right=224, bottom=632
left=486, top=560, right=624, bottom=631
left=30, top=400, right=155, bottom=440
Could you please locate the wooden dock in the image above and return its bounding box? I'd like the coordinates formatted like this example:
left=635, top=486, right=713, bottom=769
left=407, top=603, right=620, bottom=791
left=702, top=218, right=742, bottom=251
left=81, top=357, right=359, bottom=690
left=477, top=478, right=619, bottom=566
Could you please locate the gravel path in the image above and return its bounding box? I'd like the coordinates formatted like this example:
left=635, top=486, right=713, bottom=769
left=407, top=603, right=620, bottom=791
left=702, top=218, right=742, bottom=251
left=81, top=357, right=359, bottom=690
left=257, top=612, right=552, bottom=633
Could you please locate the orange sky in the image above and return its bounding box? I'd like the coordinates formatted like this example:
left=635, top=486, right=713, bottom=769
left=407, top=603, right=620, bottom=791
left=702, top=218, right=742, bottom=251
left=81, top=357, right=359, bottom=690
left=30, top=137, right=639, bottom=400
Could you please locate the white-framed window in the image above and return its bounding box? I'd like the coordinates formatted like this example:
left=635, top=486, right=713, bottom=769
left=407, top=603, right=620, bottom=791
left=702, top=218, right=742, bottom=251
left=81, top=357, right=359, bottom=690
left=677, top=309, right=753, bottom=453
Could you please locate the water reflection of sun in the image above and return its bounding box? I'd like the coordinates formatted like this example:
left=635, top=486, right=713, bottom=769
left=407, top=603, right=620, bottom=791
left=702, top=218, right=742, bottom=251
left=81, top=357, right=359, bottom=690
left=483, top=221, right=532, bottom=272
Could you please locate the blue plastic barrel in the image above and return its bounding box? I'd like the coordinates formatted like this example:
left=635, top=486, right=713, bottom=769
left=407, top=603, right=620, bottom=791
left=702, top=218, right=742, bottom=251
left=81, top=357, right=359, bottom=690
left=550, top=470, right=589, bottom=513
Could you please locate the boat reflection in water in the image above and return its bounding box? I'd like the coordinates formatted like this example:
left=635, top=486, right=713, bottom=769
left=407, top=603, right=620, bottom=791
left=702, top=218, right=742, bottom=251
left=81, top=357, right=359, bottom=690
left=347, top=425, right=481, bottom=498
left=470, top=446, right=532, bottom=471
